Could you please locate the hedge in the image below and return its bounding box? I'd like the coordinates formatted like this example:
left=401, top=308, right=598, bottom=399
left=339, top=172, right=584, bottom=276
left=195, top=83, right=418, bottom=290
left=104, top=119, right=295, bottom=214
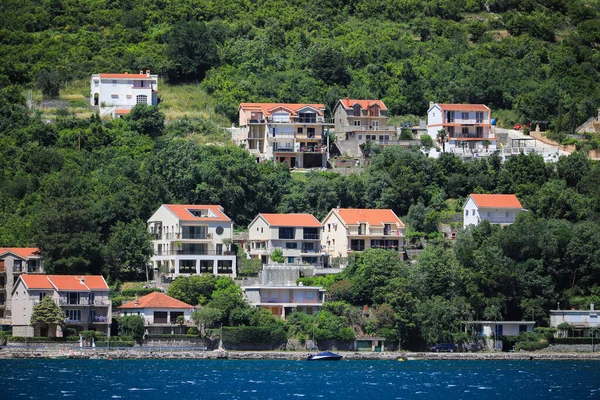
left=222, top=326, right=287, bottom=345
left=145, top=334, right=201, bottom=340
left=554, top=337, right=597, bottom=345
left=8, top=336, right=80, bottom=342
left=514, top=341, right=549, bottom=351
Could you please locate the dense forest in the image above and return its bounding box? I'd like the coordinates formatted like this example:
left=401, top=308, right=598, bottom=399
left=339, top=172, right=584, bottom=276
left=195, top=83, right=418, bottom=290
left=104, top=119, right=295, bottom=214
left=2, top=0, right=600, bottom=345
left=2, top=0, right=600, bottom=125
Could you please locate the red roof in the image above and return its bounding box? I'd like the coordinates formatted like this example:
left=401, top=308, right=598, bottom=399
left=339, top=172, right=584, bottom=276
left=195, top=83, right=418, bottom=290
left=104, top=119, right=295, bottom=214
left=469, top=194, right=522, bottom=209
left=0, top=247, right=41, bottom=259
left=115, top=109, right=131, bottom=115
left=437, top=103, right=490, bottom=112
left=163, top=204, right=231, bottom=222
left=98, top=73, right=154, bottom=80
left=334, top=209, right=404, bottom=227
left=118, top=292, right=194, bottom=309
left=260, top=213, right=321, bottom=227
left=239, top=103, right=325, bottom=116
left=339, top=99, right=388, bottom=111
left=20, top=275, right=108, bottom=291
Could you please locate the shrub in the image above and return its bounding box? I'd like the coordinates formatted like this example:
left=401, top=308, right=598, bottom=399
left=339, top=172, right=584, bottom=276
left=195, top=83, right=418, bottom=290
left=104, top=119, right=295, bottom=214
left=554, top=337, right=596, bottom=345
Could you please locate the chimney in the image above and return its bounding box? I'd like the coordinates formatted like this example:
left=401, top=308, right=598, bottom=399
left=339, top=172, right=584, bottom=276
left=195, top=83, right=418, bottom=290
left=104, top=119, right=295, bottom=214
left=80, top=277, right=85, bottom=284
left=146, top=69, right=150, bottom=77
left=124, top=71, right=128, bottom=74
left=592, top=303, right=595, bottom=311
left=139, top=70, right=143, bottom=75
left=429, top=101, right=434, bottom=109
left=134, top=295, right=139, bottom=308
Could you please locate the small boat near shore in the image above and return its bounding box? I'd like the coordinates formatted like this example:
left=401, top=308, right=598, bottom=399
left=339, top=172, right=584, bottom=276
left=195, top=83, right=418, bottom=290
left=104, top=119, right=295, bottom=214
left=307, top=351, right=343, bottom=361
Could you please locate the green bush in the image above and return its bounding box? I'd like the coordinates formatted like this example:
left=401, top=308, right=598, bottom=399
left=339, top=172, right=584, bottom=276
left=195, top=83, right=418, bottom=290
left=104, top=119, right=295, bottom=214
left=514, top=341, right=549, bottom=351
left=222, top=326, right=287, bottom=345
left=145, top=334, right=201, bottom=339
left=68, top=99, right=88, bottom=108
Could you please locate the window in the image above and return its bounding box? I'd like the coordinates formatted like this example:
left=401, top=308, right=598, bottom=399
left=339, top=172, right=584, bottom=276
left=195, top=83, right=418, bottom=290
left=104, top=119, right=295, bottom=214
left=350, top=239, right=365, bottom=251
left=354, top=120, right=361, bottom=126
left=279, top=227, right=294, bottom=239
left=476, top=126, right=483, bottom=137
left=372, top=121, right=379, bottom=129
left=370, top=106, right=379, bottom=117
left=307, top=128, right=315, bottom=138
left=506, top=212, right=510, bottom=218
left=112, top=80, right=117, bottom=86
left=487, top=212, right=491, bottom=217
left=358, top=223, right=366, bottom=235
left=476, top=111, right=484, bottom=123
left=66, top=309, right=81, bottom=322
left=447, top=111, right=455, bottom=123
left=358, top=135, right=362, bottom=140
left=462, top=112, right=469, bottom=120
left=287, top=257, right=295, bottom=263
left=353, top=105, right=361, bottom=116
left=68, top=292, right=80, bottom=305
left=136, top=95, right=148, bottom=104
left=462, top=127, right=469, bottom=136
left=297, top=127, right=303, bottom=134
left=39, top=293, right=46, bottom=302
left=306, top=291, right=314, bottom=299
left=286, top=242, right=298, bottom=249
left=94, top=81, right=99, bottom=87
left=448, top=126, right=455, bottom=137
left=465, top=210, right=468, bottom=216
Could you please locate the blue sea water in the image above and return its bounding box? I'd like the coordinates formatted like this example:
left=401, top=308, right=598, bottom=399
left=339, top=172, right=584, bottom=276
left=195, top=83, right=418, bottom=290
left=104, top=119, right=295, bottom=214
left=1, top=359, right=599, bottom=399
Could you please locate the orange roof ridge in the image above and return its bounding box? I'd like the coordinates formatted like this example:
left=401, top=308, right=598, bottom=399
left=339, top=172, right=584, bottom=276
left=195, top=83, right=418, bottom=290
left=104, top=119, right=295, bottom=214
left=0, top=247, right=41, bottom=259
left=334, top=208, right=404, bottom=227
left=340, top=99, right=388, bottom=111
left=20, top=275, right=108, bottom=290
left=163, top=204, right=231, bottom=222
left=469, top=194, right=522, bottom=209
left=260, top=213, right=321, bottom=227
left=118, top=292, right=194, bottom=309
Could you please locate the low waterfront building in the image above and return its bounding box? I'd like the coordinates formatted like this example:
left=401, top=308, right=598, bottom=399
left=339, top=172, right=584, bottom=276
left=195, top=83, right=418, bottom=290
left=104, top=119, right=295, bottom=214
left=550, top=304, right=598, bottom=337
left=11, top=275, right=111, bottom=337
left=464, top=320, right=535, bottom=351
left=118, top=292, right=195, bottom=335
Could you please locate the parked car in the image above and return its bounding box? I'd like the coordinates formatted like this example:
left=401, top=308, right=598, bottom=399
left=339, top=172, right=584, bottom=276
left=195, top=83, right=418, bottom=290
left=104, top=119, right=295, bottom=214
left=430, top=343, right=456, bottom=352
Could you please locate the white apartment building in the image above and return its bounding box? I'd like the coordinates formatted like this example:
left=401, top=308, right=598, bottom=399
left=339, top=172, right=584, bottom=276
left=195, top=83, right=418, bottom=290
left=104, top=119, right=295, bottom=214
left=147, top=204, right=237, bottom=278
left=246, top=213, right=325, bottom=267
left=90, top=70, right=158, bottom=117
left=427, top=103, right=496, bottom=152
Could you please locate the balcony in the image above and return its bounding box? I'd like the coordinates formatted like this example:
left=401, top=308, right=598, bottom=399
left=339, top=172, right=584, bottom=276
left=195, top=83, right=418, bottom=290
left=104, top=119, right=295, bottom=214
left=482, top=217, right=516, bottom=224
left=12, top=266, right=23, bottom=273
left=91, top=315, right=110, bottom=323
left=303, top=233, right=320, bottom=240
left=248, top=119, right=266, bottom=124
left=154, top=249, right=233, bottom=256
left=59, top=298, right=90, bottom=306
left=273, top=147, right=294, bottom=152
left=299, top=146, right=325, bottom=153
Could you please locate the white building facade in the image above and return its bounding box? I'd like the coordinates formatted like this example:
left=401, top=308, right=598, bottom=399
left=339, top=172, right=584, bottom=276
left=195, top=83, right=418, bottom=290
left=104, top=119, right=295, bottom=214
left=90, top=70, right=158, bottom=117
left=463, top=194, right=524, bottom=228
left=118, top=292, right=194, bottom=335
left=148, top=204, right=237, bottom=279
left=550, top=304, right=598, bottom=337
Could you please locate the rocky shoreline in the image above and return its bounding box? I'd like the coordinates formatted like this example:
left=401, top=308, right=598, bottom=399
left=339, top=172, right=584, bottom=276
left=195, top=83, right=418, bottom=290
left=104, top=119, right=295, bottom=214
left=2, top=347, right=600, bottom=361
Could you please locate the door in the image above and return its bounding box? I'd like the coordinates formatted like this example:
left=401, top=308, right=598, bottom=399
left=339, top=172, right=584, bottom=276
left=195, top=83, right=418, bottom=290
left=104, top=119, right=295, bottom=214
left=0, top=259, right=4, bottom=273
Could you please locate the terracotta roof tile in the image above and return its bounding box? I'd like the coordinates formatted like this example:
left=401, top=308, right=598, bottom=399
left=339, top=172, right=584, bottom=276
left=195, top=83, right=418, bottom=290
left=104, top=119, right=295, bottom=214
left=260, top=213, right=321, bottom=227
left=20, top=275, right=108, bottom=291
left=98, top=73, right=155, bottom=79
left=115, top=109, right=132, bottom=115
left=118, top=292, right=194, bottom=309
left=163, top=204, right=231, bottom=222
left=334, top=209, right=404, bottom=227
left=469, top=194, right=522, bottom=209
left=437, top=103, right=490, bottom=112
left=239, top=103, right=325, bottom=117
left=0, top=247, right=41, bottom=259
left=339, top=99, right=388, bottom=111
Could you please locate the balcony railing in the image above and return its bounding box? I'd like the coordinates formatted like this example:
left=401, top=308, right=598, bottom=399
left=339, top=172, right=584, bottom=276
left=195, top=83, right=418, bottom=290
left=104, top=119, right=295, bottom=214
left=59, top=298, right=89, bottom=306
left=303, top=233, right=320, bottom=240
left=482, top=217, right=515, bottom=224
left=92, top=315, right=109, bottom=323
left=273, top=147, right=294, bottom=152
left=155, top=249, right=235, bottom=256
left=12, top=266, right=23, bottom=273
left=299, top=146, right=324, bottom=153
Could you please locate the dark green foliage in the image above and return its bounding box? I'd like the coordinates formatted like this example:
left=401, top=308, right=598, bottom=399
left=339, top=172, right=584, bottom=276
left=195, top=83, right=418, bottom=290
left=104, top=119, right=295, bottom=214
left=222, top=326, right=287, bottom=346
left=119, top=288, right=163, bottom=297
left=514, top=341, right=550, bottom=351
left=553, top=337, right=597, bottom=345
left=35, top=69, right=61, bottom=98
left=30, top=296, right=66, bottom=335
left=117, top=315, right=145, bottom=341
left=166, top=275, right=218, bottom=306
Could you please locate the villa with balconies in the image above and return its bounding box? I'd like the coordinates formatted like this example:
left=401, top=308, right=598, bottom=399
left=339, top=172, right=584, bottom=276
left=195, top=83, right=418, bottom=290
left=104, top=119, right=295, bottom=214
left=0, top=247, right=44, bottom=324
left=427, top=103, right=496, bottom=153
left=118, top=292, right=195, bottom=335
left=246, top=213, right=326, bottom=268
left=90, top=69, right=158, bottom=118
left=237, top=103, right=331, bottom=168
left=321, top=208, right=405, bottom=262
left=463, top=194, right=524, bottom=228
left=11, top=275, right=111, bottom=337
left=147, top=204, right=237, bottom=279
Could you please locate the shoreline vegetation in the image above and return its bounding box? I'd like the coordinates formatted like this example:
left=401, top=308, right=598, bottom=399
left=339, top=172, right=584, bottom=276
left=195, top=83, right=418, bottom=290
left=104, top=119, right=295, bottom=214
left=1, top=348, right=600, bottom=361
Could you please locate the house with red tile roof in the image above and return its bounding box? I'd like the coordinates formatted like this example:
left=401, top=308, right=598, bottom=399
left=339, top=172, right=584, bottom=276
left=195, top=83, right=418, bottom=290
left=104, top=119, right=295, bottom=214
left=147, top=205, right=237, bottom=279
left=90, top=69, right=158, bottom=118
left=427, top=102, right=496, bottom=153
left=321, top=208, right=405, bottom=261
left=11, top=274, right=110, bottom=337
left=463, top=194, right=525, bottom=228
left=0, top=248, right=44, bottom=324
left=237, top=103, right=331, bottom=168
left=246, top=213, right=326, bottom=268
left=118, top=292, right=194, bottom=334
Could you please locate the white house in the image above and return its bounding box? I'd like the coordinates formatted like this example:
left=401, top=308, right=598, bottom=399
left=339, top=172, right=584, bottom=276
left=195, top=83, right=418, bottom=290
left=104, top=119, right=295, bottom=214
left=463, top=194, right=524, bottom=228
left=427, top=103, right=495, bottom=153
left=321, top=208, right=405, bottom=261
left=90, top=70, right=158, bottom=117
left=550, top=304, right=598, bottom=337
left=118, top=292, right=194, bottom=335
left=246, top=213, right=325, bottom=268
left=464, top=320, right=535, bottom=350
left=147, top=204, right=237, bottom=279
left=242, top=265, right=325, bottom=319
left=11, top=275, right=111, bottom=337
